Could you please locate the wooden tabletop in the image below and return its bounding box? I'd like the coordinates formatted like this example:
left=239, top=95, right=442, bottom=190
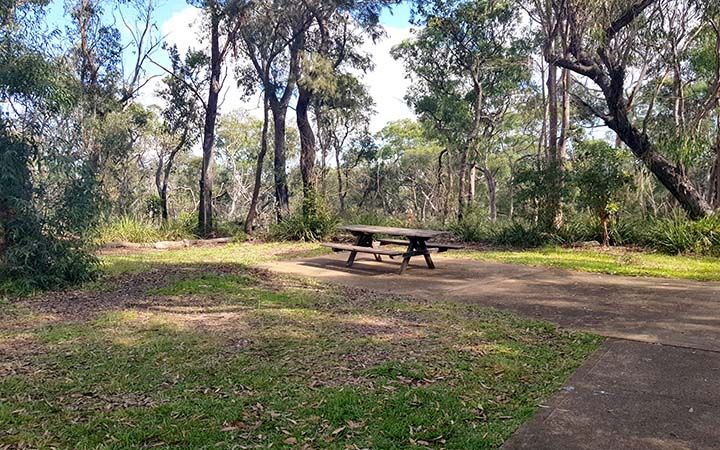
left=341, top=225, right=446, bottom=239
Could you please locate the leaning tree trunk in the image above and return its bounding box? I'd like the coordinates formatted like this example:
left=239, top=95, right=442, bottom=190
left=710, top=119, right=720, bottom=210
left=606, top=105, right=712, bottom=219
left=245, top=94, right=270, bottom=233
left=551, top=0, right=712, bottom=220
left=296, top=84, right=316, bottom=214
left=198, top=9, right=221, bottom=237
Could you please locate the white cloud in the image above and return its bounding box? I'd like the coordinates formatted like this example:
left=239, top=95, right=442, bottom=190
left=363, top=25, right=415, bottom=132
left=137, top=6, right=415, bottom=133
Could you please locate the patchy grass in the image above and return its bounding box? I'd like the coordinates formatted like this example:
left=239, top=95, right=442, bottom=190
left=1, top=243, right=600, bottom=449
left=457, top=246, right=720, bottom=282
left=99, top=242, right=327, bottom=276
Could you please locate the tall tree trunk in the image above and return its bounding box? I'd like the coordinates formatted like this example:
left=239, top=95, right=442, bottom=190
left=198, top=7, right=221, bottom=237
left=335, top=141, right=345, bottom=212
left=457, top=145, right=469, bottom=221
left=270, top=103, right=290, bottom=221
left=555, top=66, right=571, bottom=224
left=545, top=47, right=562, bottom=229
left=245, top=94, right=270, bottom=233
left=315, top=102, right=329, bottom=197
left=469, top=164, right=477, bottom=203
left=482, top=166, right=497, bottom=222
left=297, top=84, right=316, bottom=211
left=154, top=156, right=166, bottom=221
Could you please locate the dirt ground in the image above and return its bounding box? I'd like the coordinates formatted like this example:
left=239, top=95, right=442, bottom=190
left=265, top=253, right=720, bottom=450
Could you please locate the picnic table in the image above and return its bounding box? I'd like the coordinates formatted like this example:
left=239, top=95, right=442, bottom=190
left=321, top=225, right=463, bottom=275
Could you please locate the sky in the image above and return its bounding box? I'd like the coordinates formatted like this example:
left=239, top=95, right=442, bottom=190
left=46, top=0, right=416, bottom=132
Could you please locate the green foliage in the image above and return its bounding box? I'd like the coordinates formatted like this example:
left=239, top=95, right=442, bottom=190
left=214, top=220, right=249, bottom=242
left=572, top=141, right=632, bottom=219
left=645, top=214, right=720, bottom=256
left=94, top=215, right=250, bottom=246
left=94, top=216, right=198, bottom=244
left=0, top=132, right=99, bottom=295
left=1, top=5, right=99, bottom=295
left=452, top=216, right=548, bottom=248
left=453, top=209, right=720, bottom=257
left=270, top=192, right=338, bottom=242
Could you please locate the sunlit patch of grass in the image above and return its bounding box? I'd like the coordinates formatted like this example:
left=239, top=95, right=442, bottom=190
left=100, top=242, right=326, bottom=276
left=2, top=247, right=602, bottom=449
left=151, top=274, right=254, bottom=295
left=458, top=246, right=720, bottom=281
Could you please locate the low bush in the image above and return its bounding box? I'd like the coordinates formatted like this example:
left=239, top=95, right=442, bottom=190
left=645, top=214, right=720, bottom=256
left=451, top=210, right=720, bottom=257
left=214, top=220, right=248, bottom=242
left=94, top=216, right=198, bottom=244
left=270, top=193, right=338, bottom=242
left=94, top=217, right=164, bottom=244
left=451, top=215, right=548, bottom=248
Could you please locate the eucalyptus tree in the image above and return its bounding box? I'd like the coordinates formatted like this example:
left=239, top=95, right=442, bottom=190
left=238, top=0, right=306, bottom=220
left=394, top=0, right=530, bottom=221
left=522, top=0, right=573, bottom=229
left=1, top=0, right=99, bottom=290
left=315, top=75, right=375, bottom=211
left=293, top=0, right=390, bottom=214
left=544, top=0, right=718, bottom=218
left=155, top=46, right=208, bottom=221
left=238, top=0, right=392, bottom=221
left=184, top=0, right=252, bottom=236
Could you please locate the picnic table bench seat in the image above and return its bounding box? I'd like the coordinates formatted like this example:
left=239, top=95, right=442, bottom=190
left=377, top=238, right=464, bottom=251
left=321, top=243, right=404, bottom=257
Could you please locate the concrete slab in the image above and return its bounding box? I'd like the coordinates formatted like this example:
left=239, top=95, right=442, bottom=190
left=502, top=340, right=720, bottom=450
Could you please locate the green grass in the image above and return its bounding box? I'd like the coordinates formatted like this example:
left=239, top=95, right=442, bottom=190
left=100, top=242, right=327, bottom=276
left=1, top=243, right=601, bottom=449
left=457, top=246, right=720, bottom=281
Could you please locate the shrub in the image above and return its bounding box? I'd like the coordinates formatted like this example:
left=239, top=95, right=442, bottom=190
left=572, top=140, right=633, bottom=246
left=451, top=212, right=652, bottom=249
left=270, top=213, right=338, bottom=242
left=94, top=215, right=199, bottom=245
left=94, top=217, right=163, bottom=244
left=645, top=214, right=720, bottom=256
left=1, top=130, right=99, bottom=295
left=1, top=230, right=99, bottom=295
left=271, top=192, right=338, bottom=242
left=161, top=212, right=199, bottom=241
left=214, top=220, right=248, bottom=242
left=451, top=215, right=548, bottom=248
